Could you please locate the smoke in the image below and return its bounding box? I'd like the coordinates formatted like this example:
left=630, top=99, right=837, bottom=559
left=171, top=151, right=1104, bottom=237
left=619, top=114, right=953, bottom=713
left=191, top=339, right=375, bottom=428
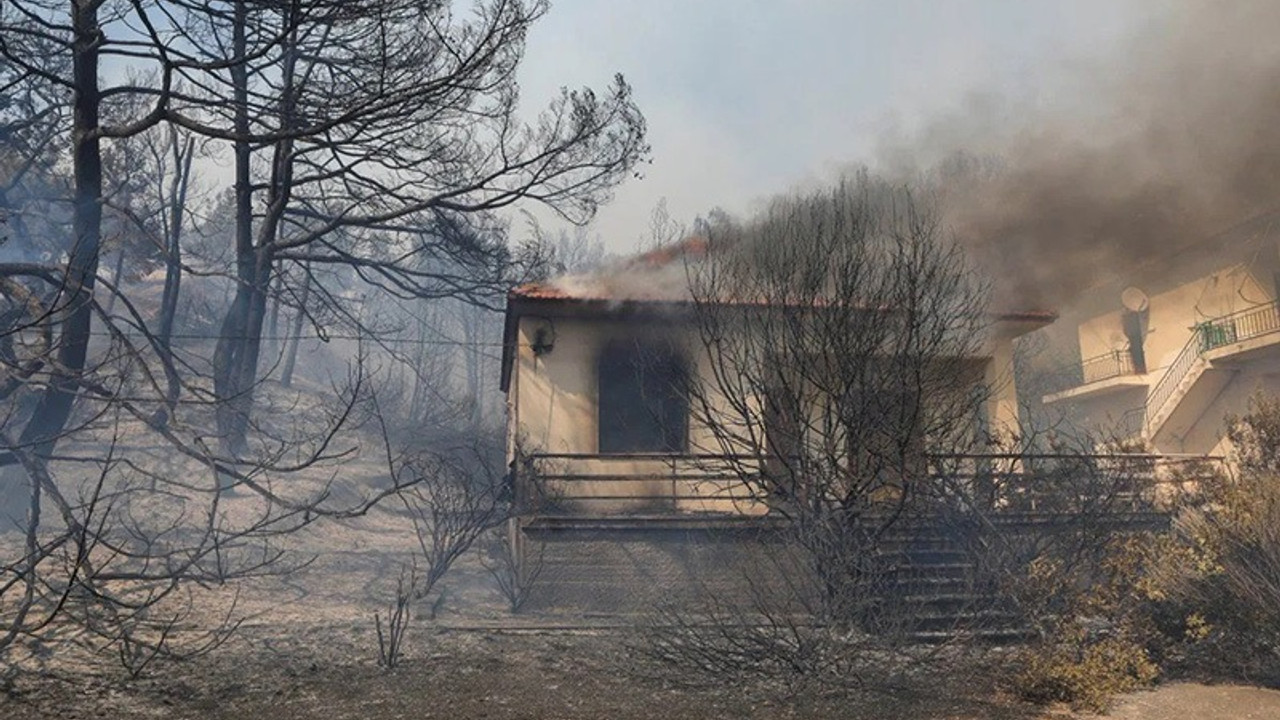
left=893, top=1, right=1280, bottom=310
left=547, top=237, right=707, bottom=304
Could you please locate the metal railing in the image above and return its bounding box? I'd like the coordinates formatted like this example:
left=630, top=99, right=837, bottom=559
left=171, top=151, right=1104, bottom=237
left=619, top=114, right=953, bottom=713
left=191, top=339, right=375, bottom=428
left=928, top=452, right=1220, bottom=514
left=1041, top=349, right=1139, bottom=397
left=516, top=452, right=1222, bottom=517
left=1080, top=349, right=1138, bottom=384
left=516, top=453, right=764, bottom=515
left=1146, top=332, right=1203, bottom=430
left=1197, top=299, right=1280, bottom=352
left=1145, top=300, right=1280, bottom=433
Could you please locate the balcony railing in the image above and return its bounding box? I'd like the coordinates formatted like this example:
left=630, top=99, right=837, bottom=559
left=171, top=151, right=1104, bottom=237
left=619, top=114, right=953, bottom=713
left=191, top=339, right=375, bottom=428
left=1042, top=349, right=1139, bottom=397
left=1080, top=349, right=1138, bottom=384
left=1196, top=299, right=1280, bottom=352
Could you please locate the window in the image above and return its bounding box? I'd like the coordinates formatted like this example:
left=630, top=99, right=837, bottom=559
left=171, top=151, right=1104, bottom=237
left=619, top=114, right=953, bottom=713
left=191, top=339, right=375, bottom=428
left=597, top=339, right=689, bottom=453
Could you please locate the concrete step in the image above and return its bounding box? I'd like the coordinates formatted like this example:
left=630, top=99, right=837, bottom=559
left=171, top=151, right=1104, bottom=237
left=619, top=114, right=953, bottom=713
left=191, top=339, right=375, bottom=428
left=882, top=543, right=972, bottom=559
left=883, top=561, right=974, bottom=580
left=898, top=592, right=1006, bottom=610
left=882, top=576, right=973, bottom=595
left=911, top=625, right=1035, bottom=644
left=903, top=607, right=1024, bottom=633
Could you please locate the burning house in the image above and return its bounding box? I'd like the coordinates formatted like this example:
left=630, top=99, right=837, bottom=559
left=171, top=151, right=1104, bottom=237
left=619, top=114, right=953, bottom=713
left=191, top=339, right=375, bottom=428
left=499, top=236, right=1057, bottom=613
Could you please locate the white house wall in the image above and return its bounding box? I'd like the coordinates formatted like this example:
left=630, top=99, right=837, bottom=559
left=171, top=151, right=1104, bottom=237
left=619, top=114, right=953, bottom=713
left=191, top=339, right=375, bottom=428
left=510, top=311, right=1026, bottom=515
left=1076, top=263, right=1271, bottom=369
left=513, top=314, right=763, bottom=514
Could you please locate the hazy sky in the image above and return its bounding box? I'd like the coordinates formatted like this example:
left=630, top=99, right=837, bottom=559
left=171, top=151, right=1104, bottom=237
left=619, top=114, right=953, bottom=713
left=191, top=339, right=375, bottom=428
left=515, top=1, right=1157, bottom=253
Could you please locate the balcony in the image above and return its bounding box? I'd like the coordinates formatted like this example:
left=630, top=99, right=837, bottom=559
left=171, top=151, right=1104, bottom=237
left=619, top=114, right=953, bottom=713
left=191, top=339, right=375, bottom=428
left=1042, top=349, right=1148, bottom=405
left=1045, top=301, right=1280, bottom=411
left=1197, top=299, right=1280, bottom=361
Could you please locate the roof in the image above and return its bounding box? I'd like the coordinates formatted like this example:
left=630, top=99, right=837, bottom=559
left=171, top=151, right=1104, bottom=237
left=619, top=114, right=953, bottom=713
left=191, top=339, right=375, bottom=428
left=498, top=238, right=1057, bottom=391
left=513, top=234, right=1054, bottom=317
left=508, top=280, right=682, bottom=304
left=506, top=284, right=1055, bottom=322
left=508, top=282, right=607, bottom=302
left=507, top=235, right=713, bottom=304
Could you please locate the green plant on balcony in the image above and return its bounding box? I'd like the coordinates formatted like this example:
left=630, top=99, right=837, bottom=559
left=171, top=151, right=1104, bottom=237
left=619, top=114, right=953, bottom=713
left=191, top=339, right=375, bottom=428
left=1195, top=320, right=1237, bottom=352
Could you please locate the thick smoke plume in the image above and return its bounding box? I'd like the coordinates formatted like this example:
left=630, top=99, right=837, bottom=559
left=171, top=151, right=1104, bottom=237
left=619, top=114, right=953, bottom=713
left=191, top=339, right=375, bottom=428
left=916, top=2, right=1280, bottom=310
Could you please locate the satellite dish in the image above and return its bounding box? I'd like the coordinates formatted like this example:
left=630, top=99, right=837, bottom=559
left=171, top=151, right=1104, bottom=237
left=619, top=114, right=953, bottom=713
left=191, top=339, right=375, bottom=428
left=1121, top=287, right=1149, bottom=314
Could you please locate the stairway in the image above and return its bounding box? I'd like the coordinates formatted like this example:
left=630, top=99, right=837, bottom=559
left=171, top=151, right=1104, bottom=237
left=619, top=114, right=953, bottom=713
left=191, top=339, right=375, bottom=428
left=872, top=520, right=1029, bottom=643
left=1144, top=354, right=1209, bottom=440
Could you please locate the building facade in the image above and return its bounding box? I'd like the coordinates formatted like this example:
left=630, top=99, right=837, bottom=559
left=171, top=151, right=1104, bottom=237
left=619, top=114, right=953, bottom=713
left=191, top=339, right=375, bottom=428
left=1041, top=217, right=1280, bottom=456
left=498, top=246, right=1054, bottom=612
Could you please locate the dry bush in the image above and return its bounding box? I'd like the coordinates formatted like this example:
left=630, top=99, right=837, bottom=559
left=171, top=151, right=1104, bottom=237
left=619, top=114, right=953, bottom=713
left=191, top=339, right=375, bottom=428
left=1015, top=631, right=1159, bottom=712
left=1010, top=536, right=1164, bottom=712
left=633, top=533, right=951, bottom=698
left=478, top=529, right=544, bottom=614
left=375, top=564, right=416, bottom=670
left=1143, top=396, right=1280, bottom=681
left=1010, top=398, right=1280, bottom=707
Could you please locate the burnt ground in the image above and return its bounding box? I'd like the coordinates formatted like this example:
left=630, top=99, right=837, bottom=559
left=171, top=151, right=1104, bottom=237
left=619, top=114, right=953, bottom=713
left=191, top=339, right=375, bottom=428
left=1, top=503, right=1277, bottom=719
left=0, top=626, right=1044, bottom=720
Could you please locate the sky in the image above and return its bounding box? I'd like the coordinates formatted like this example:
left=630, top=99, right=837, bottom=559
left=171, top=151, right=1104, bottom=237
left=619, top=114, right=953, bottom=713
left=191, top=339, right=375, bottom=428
left=514, top=0, right=1156, bottom=254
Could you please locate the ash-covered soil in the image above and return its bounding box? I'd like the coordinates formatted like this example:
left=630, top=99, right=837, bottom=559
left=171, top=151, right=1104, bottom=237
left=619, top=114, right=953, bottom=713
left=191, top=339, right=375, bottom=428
left=2, top=501, right=1275, bottom=719
left=0, top=501, right=1040, bottom=720
left=1, top=626, right=1040, bottom=720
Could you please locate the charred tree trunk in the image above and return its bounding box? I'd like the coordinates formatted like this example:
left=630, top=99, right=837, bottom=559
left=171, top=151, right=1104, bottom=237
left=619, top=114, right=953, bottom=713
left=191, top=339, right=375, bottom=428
left=213, top=3, right=299, bottom=453
left=154, top=130, right=195, bottom=424
left=280, top=265, right=309, bottom=388
left=157, top=130, right=194, bottom=351
left=212, top=0, right=258, bottom=456
left=17, top=0, right=103, bottom=459
left=266, top=271, right=283, bottom=365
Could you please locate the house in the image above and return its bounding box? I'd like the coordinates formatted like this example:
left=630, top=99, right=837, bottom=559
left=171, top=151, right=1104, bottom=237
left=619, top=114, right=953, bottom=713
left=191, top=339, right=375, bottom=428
left=498, top=238, right=1056, bottom=612
left=1040, top=213, right=1280, bottom=456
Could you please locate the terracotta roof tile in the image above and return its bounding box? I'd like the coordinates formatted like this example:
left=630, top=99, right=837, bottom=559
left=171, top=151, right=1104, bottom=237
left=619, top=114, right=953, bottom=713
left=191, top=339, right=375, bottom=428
left=510, top=282, right=576, bottom=300
left=510, top=238, right=1056, bottom=322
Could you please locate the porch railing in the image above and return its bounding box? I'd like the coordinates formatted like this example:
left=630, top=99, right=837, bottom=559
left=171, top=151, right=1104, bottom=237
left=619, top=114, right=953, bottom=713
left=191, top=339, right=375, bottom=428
left=516, top=452, right=763, bottom=515
left=516, top=452, right=1222, bottom=517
